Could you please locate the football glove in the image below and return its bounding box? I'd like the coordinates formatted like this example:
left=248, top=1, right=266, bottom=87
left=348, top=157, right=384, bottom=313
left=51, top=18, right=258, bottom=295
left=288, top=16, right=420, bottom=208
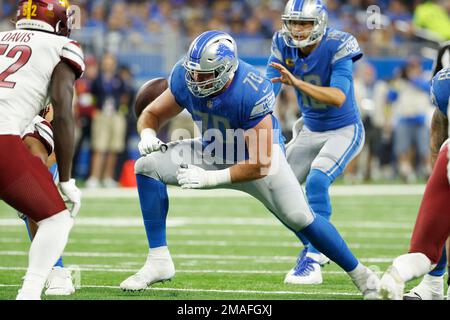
left=59, top=179, right=81, bottom=218
left=176, top=165, right=231, bottom=189
left=138, top=128, right=165, bottom=156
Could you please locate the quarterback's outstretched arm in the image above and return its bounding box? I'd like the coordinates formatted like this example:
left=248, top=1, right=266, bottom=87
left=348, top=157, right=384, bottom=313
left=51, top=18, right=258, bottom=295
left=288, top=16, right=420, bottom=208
left=50, top=61, right=76, bottom=182
left=270, top=61, right=349, bottom=108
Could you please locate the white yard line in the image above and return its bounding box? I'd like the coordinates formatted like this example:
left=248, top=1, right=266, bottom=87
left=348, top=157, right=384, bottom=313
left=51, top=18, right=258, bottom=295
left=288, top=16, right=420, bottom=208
left=80, top=185, right=425, bottom=199
left=0, top=266, right=353, bottom=275
left=0, top=217, right=414, bottom=229
left=0, top=250, right=395, bottom=263
left=0, top=238, right=408, bottom=249
left=0, top=283, right=360, bottom=297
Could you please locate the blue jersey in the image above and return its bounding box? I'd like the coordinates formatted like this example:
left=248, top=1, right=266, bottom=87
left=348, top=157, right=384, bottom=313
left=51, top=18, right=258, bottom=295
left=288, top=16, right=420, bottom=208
left=169, top=59, right=284, bottom=162
left=431, top=68, right=450, bottom=116
left=267, top=27, right=363, bottom=132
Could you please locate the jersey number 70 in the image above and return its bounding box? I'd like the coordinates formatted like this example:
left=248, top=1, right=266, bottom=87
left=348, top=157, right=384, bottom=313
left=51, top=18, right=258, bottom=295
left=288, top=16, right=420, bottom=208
left=0, top=44, right=32, bottom=89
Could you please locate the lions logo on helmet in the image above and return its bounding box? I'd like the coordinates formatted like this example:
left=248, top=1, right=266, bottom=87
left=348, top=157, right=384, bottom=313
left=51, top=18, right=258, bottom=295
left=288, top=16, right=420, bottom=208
left=183, top=31, right=239, bottom=98
left=281, top=0, right=328, bottom=48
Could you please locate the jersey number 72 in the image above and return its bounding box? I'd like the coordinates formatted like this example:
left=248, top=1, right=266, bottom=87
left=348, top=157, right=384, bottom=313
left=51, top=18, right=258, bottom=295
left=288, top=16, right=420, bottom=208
left=0, top=44, right=32, bottom=89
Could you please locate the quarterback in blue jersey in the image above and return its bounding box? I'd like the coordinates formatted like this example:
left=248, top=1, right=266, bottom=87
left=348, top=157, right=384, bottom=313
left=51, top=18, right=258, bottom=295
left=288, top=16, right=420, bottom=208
left=266, top=0, right=365, bottom=285
left=379, top=68, right=450, bottom=300
left=119, top=30, right=379, bottom=298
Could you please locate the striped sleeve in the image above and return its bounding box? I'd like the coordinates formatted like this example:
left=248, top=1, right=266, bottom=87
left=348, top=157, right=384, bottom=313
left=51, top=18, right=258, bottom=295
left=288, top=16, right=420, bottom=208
left=61, top=40, right=85, bottom=79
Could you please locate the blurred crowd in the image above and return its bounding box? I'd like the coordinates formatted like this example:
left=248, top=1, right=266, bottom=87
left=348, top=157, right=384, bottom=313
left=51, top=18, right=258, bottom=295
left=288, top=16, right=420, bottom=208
left=0, top=0, right=448, bottom=186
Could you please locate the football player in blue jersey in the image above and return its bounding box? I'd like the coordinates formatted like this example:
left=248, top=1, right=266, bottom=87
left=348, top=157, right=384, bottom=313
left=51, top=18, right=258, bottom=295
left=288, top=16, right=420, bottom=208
left=119, top=30, right=379, bottom=298
left=266, top=0, right=365, bottom=285
left=379, top=67, right=450, bottom=300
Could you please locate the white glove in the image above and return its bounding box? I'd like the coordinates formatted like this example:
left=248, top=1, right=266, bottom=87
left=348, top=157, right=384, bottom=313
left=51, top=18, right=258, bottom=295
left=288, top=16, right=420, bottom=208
left=177, top=165, right=231, bottom=189
left=138, top=128, right=164, bottom=156
left=59, top=179, right=81, bottom=218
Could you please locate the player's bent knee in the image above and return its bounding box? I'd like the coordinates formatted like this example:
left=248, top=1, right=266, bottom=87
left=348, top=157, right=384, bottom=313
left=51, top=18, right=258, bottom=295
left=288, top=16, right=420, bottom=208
left=134, top=155, right=160, bottom=180
left=306, top=169, right=331, bottom=196
left=279, top=208, right=315, bottom=233
left=37, top=210, right=73, bottom=230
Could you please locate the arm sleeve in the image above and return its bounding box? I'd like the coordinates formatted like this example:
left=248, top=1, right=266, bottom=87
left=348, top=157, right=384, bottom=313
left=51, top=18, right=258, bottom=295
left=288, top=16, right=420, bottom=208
left=330, top=59, right=353, bottom=96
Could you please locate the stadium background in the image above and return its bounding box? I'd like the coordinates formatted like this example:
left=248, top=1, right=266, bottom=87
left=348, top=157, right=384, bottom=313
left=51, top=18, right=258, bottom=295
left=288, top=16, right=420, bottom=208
left=2, top=0, right=449, bottom=187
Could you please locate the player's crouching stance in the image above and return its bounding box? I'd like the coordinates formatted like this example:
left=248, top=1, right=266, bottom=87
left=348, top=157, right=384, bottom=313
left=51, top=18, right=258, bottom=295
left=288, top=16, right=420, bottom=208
left=120, top=30, right=379, bottom=299
left=378, top=68, right=450, bottom=300
left=0, top=0, right=84, bottom=300
left=19, top=107, right=75, bottom=296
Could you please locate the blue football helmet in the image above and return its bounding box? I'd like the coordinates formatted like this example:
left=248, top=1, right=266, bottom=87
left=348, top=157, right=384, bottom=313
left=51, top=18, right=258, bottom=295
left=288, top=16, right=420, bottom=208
left=184, top=30, right=239, bottom=98
left=281, top=0, right=328, bottom=48
left=431, top=67, right=450, bottom=113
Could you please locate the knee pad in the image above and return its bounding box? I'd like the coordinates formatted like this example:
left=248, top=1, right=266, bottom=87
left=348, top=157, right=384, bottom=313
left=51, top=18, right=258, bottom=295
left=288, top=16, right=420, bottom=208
left=134, top=155, right=160, bottom=180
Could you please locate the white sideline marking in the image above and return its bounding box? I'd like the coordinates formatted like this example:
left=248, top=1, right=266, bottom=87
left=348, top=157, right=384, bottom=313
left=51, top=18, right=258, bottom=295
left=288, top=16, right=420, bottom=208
left=0, top=250, right=395, bottom=263
left=0, top=238, right=408, bottom=249
left=81, top=185, right=425, bottom=198
left=0, top=283, right=360, bottom=297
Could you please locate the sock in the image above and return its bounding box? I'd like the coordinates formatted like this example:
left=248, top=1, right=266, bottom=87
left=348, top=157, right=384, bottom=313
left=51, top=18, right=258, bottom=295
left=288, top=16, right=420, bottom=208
left=303, top=169, right=333, bottom=255
left=299, top=215, right=358, bottom=272
left=25, top=217, right=65, bottom=268
left=393, top=253, right=432, bottom=282
left=429, top=247, right=446, bottom=277
left=23, top=163, right=65, bottom=269
left=21, top=211, right=73, bottom=296
left=136, top=174, right=169, bottom=249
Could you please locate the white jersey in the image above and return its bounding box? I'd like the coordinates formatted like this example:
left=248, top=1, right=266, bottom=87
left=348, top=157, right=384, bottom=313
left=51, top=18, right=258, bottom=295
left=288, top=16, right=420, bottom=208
left=0, top=29, right=84, bottom=135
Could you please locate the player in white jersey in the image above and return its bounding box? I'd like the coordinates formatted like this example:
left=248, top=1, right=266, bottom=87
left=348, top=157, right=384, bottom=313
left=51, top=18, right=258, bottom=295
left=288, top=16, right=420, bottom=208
left=18, top=106, right=76, bottom=296
left=0, top=0, right=84, bottom=300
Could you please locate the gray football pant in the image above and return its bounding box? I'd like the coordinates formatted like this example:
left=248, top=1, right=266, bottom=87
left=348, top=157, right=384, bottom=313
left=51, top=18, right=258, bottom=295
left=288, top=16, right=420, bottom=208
left=134, top=138, right=314, bottom=232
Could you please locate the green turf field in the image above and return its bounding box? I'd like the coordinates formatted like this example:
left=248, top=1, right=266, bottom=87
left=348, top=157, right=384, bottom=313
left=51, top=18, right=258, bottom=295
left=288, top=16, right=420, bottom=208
left=0, top=187, right=445, bottom=300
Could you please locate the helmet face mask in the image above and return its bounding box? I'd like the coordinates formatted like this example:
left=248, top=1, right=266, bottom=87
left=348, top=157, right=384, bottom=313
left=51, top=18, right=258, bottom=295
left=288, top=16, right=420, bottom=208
left=281, top=0, right=328, bottom=48
left=184, top=31, right=239, bottom=98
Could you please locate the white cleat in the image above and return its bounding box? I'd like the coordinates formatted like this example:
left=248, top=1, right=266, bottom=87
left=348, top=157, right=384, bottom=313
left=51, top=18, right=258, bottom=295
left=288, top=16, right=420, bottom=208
left=350, top=265, right=380, bottom=300
left=403, top=274, right=444, bottom=300
left=317, top=253, right=331, bottom=266
left=379, top=266, right=405, bottom=300
left=16, top=290, right=41, bottom=300
left=44, top=267, right=75, bottom=296
left=120, top=249, right=175, bottom=291
left=284, top=250, right=323, bottom=285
